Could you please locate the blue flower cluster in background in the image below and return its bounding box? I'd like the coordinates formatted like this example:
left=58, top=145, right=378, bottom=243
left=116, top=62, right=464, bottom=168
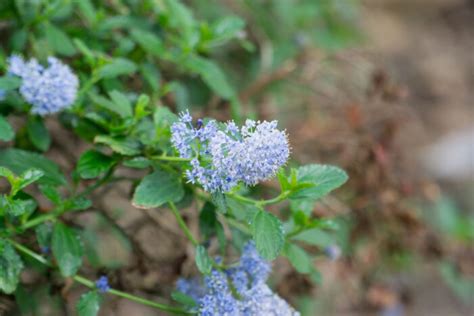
left=171, top=111, right=290, bottom=193
left=176, top=242, right=300, bottom=316
left=7, top=55, right=78, bottom=116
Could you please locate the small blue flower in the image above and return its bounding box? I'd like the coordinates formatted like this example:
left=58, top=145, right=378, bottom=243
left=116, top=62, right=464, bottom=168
left=40, top=246, right=50, bottom=255
left=7, top=55, right=78, bottom=116
left=95, top=275, right=110, bottom=293
left=324, top=244, right=342, bottom=261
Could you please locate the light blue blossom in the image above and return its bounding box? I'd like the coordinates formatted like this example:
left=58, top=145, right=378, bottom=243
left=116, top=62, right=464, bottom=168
left=7, top=55, right=78, bottom=116
left=170, top=111, right=290, bottom=193
left=324, top=244, right=342, bottom=261
left=0, top=90, right=5, bottom=101
left=175, top=242, right=299, bottom=316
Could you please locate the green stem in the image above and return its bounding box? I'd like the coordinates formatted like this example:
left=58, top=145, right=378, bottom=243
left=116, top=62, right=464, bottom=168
left=20, top=213, right=56, bottom=231
left=227, top=190, right=291, bottom=207
left=8, top=239, right=191, bottom=315
left=150, top=155, right=192, bottom=162
left=168, top=202, right=199, bottom=247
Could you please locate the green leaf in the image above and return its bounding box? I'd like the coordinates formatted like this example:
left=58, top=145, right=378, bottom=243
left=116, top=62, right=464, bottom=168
left=0, top=149, right=66, bottom=186
left=208, top=16, right=245, bottom=47
left=186, top=56, right=234, bottom=99
left=251, top=210, right=284, bottom=260
left=284, top=243, right=313, bottom=273
left=132, top=168, right=184, bottom=209
left=0, top=116, right=14, bottom=141
left=122, top=157, right=151, bottom=169
left=291, top=228, right=334, bottom=248
left=76, top=0, right=97, bottom=26
left=140, top=63, right=161, bottom=92
left=77, top=150, right=115, bottom=179
left=226, top=197, right=259, bottom=222
left=77, top=291, right=101, bottom=316
left=26, top=116, right=51, bottom=151
left=98, top=58, right=137, bottom=79
left=171, top=291, right=197, bottom=307
left=94, top=135, right=141, bottom=156
left=52, top=223, right=83, bottom=276
left=130, top=29, right=164, bottom=56
left=290, top=164, right=348, bottom=201
left=195, top=245, right=212, bottom=275
left=199, top=202, right=218, bottom=239
left=108, top=90, right=133, bottom=118
left=35, top=223, right=53, bottom=251
left=211, top=192, right=227, bottom=214
left=0, top=76, right=22, bottom=91
left=0, top=239, right=24, bottom=294
left=5, top=199, right=36, bottom=217
left=39, top=184, right=62, bottom=204
left=16, top=168, right=44, bottom=192
left=44, top=23, right=76, bottom=56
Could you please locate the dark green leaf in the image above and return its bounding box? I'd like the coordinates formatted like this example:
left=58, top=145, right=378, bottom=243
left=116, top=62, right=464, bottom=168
left=16, top=168, right=44, bottom=193
left=0, top=149, right=66, bottom=186
left=199, top=202, right=218, bottom=239
left=6, top=199, right=36, bottom=217
left=77, top=291, right=100, bottom=316
left=52, top=223, right=83, bottom=276
left=122, top=157, right=151, bottom=169
left=0, top=116, right=14, bottom=141
left=39, top=184, right=62, bottom=204
left=132, top=168, right=184, bottom=209
left=195, top=245, right=212, bottom=275
left=26, top=116, right=51, bottom=152
left=44, top=23, right=76, bottom=56
left=77, top=150, right=115, bottom=179
left=251, top=210, right=284, bottom=260
left=35, top=223, right=53, bottom=251
left=0, top=239, right=24, bottom=294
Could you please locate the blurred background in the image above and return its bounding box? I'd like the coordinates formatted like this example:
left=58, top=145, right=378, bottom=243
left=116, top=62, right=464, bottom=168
left=3, top=0, right=472, bottom=315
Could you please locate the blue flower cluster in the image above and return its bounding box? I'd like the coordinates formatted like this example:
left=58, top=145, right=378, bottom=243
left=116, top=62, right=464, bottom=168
left=7, top=55, right=78, bottom=116
left=176, top=242, right=300, bottom=316
left=171, top=111, right=290, bottom=193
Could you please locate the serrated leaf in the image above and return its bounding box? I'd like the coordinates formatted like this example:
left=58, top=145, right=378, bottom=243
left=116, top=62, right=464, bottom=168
left=52, top=223, right=83, bottom=276
left=211, top=192, right=227, bottom=214
left=0, top=76, right=22, bottom=91
left=122, top=157, right=150, bottom=169
left=284, top=243, right=313, bottom=273
left=226, top=197, right=259, bottom=222
left=6, top=199, right=36, bottom=217
left=132, top=168, right=184, bottom=209
left=26, top=116, right=51, bottom=152
left=0, top=116, right=14, bottom=141
left=0, top=239, right=24, bottom=294
left=77, top=291, right=100, bottom=316
left=0, top=149, right=66, bottom=186
left=195, top=245, right=212, bottom=275
left=77, top=150, right=115, bottom=179
left=251, top=210, right=284, bottom=260
left=94, top=135, right=141, bottom=156
left=98, top=58, right=137, bottom=79
left=290, top=164, right=348, bottom=201
left=44, top=23, right=76, bottom=56
left=15, top=168, right=44, bottom=194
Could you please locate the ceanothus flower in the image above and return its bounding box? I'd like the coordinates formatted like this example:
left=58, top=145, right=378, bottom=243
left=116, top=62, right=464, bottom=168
left=175, top=242, right=300, bottom=316
left=170, top=111, right=290, bottom=193
left=95, top=275, right=111, bottom=293
left=7, top=55, right=78, bottom=116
